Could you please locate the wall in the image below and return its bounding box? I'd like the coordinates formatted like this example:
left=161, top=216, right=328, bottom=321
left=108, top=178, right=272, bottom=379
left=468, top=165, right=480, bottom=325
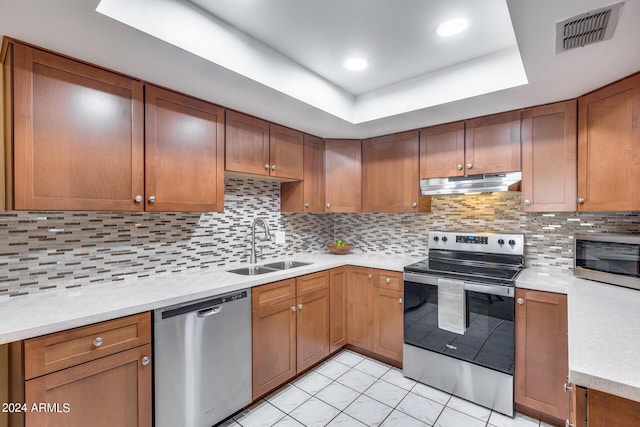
left=334, top=192, right=640, bottom=271
left=0, top=178, right=332, bottom=297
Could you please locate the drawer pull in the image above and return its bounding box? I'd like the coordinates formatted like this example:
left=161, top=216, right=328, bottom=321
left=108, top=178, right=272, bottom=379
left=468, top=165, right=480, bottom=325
left=92, top=337, right=103, bottom=348
left=386, top=277, right=391, bottom=284
left=298, top=304, right=303, bottom=310
left=141, top=356, right=151, bottom=366
left=398, top=298, right=403, bottom=304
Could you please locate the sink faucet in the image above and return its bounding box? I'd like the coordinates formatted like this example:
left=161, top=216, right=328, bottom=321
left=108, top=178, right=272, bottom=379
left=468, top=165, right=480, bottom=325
left=250, top=217, right=272, bottom=264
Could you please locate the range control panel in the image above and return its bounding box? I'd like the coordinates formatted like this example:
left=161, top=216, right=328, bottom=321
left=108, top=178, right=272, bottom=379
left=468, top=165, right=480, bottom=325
left=429, top=231, right=524, bottom=255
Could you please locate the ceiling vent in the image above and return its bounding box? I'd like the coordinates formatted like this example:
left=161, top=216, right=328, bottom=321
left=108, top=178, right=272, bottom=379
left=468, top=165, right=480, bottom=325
left=556, top=2, right=624, bottom=53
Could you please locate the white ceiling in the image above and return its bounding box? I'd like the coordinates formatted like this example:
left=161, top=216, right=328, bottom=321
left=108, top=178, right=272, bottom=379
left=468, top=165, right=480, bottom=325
left=0, top=0, right=639, bottom=139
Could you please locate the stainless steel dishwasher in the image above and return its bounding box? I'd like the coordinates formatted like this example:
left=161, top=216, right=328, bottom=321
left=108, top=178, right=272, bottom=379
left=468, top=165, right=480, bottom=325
left=154, top=289, right=252, bottom=427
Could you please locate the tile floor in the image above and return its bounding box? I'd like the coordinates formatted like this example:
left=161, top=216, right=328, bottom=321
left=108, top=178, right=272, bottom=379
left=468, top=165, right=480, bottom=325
left=219, top=350, right=555, bottom=427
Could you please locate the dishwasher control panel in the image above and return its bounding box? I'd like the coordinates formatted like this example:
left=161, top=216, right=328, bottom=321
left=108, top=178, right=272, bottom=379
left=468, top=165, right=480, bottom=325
left=160, top=290, right=248, bottom=319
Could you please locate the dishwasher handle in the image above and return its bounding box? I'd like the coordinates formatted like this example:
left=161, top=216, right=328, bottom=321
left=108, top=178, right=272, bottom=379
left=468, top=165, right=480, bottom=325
left=197, top=306, right=222, bottom=318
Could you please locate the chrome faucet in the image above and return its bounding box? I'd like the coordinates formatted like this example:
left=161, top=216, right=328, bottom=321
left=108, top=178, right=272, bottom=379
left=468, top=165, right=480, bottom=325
left=250, top=217, right=272, bottom=264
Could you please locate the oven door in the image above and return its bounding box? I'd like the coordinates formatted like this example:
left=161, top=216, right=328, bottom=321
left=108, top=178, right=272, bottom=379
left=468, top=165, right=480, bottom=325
left=403, top=272, right=515, bottom=375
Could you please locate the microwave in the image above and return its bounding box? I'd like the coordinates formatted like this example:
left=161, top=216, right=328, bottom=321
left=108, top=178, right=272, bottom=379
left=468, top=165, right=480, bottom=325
left=574, top=234, right=640, bottom=290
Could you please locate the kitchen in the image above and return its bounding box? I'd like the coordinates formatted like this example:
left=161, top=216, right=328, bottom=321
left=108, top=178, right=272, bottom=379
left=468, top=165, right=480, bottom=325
left=1, top=0, right=640, bottom=426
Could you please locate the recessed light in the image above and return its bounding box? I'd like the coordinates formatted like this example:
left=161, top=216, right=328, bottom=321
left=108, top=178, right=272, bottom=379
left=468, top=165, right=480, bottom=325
left=344, top=57, right=368, bottom=71
left=436, top=18, right=468, bottom=37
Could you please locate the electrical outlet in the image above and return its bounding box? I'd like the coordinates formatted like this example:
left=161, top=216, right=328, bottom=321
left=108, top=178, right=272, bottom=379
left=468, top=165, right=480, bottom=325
left=275, top=231, right=286, bottom=244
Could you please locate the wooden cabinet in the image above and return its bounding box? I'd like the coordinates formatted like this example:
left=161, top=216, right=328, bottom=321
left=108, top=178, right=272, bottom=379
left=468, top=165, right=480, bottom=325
left=515, top=288, right=569, bottom=425
left=362, top=131, right=420, bottom=213
left=522, top=100, right=577, bottom=212
left=225, top=110, right=303, bottom=181
left=325, top=139, right=362, bottom=212
left=419, top=121, right=465, bottom=179
left=329, top=267, right=347, bottom=353
left=5, top=41, right=145, bottom=211
left=372, top=271, right=403, bottom=364
left=587, top=388, right=640, bottom=426
left=578, top=73, right=640, bottom=211
left=10, top=313, right=152, bottom=427
left=281, top=134, right=325, bottom=212
left=145, top=85, right=224, bottom=212
left=252, top=272, right=329, bottom=399
left=347, top=266, right=374, bottom=351
left=465, top=111, right=521, bottom=175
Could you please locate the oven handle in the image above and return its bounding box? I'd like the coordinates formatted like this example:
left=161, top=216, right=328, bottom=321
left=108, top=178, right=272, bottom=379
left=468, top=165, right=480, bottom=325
left=403, top=272, right=514, bottom=298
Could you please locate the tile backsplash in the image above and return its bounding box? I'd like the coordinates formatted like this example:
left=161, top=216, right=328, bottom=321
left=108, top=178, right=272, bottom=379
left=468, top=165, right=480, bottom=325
left=1, top=182, right=639, bottom=297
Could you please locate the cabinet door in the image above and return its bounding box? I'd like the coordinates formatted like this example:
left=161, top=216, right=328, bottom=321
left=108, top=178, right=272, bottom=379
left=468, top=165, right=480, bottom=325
left=269, top=124, right=303, bottom=180
left=325, top=139, right=361, bottom=212
left=347, top=267, right=374, bottom=351
left=252, top=299, right=296, bottom=399
left=281, top=134, right=325, bottom=212
left=11, top=42, right=144, bottom=210
left=25, top=344, right=151, bottom=427
left=145, top=85, right=224, bottom=212
left=515, top=288, right=569, bottom=422
left=296, top=288, right=330, bottom=372
left=465, top=111, right=521, bottom=175
left=225, top=110, right=270, bottom=177
left=588, top=388, right=640, bottom=426
left=578, top=73, right=640, bottom=211
left=419, top=121, right=465, bottom=178
left=373, top=287, right=403, bottom=363
left=362, top=131, right=419, bottom=213
left=522, top=101, right=577, bottom=212
left=329, top=267, right=347, bottom=353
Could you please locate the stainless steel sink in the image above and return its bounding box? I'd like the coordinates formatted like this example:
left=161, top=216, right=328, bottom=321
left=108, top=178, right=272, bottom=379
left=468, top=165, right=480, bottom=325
left=262, top=261, right=313, bottom=270
left=227, top=266, right=279, bottom=275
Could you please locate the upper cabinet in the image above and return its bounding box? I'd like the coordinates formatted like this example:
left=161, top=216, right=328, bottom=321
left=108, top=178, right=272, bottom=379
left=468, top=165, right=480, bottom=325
left=521, top=100, right=577, bottom=212
left=325, top=139, right=362, bottom=212
left=225, top=110, right=303, bottom=181
left=281, top=134, right=325, bottom=212
left=362, top=131, right=421, bottom=213
left=419, top=121, right=465, bottom=179
left=6, top=41, right=145, bottom=211
left=465, top=111, right=521, bottom=175
left=145, top=85, right=225, bottom=212
left=577, top=73, right=640, bottom=211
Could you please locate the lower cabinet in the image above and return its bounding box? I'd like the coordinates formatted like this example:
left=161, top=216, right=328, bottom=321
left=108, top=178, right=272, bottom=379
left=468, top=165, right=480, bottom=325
left=586, top=388, right=640, bottom=426
left=10, top=313, right=152, bottom=427
left=515, top=288, right=570, bottom=425
left=329, top=267, right=347, bottom=353
left=252, top=272, right=330, bottom=399
left=347, top=267, right=374, bottom=350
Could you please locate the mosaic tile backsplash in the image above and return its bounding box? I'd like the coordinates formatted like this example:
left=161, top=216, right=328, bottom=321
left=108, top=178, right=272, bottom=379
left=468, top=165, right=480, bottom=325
left=1, top=181, right=639, bottom=297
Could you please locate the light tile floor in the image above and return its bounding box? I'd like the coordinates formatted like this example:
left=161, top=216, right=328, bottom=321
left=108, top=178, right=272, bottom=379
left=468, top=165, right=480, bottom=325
left=219, top=350, right=554, bottom=427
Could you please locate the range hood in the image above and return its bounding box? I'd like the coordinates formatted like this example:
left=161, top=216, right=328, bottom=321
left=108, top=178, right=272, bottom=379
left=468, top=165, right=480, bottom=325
left=420, top=172, right=522, bottom=196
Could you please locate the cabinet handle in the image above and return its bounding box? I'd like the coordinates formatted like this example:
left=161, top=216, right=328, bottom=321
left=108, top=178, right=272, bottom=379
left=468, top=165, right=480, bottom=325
left=524, top=199, right=531, bottom=206
left=466, top=163, right=473, bottom=169
left=148, top=196, right=156, bottom=203
left=565, top=421, right=575, bottom=427
left=298, top=304, right=303, bottom=310
left=398, top=298, right=403, bottom=304
left=134, top=195, right=143, bottom=203
left=304, top=203, right=309, bottom=208
left=412, top=202, right=417, bottom=208
left=92, top=337, right=103, bottom=347
left=264, top=164, right=270, bottom=170
left=368, top=274, right=372, bottom=279
left=386, top=277, right=391, bottom=284
left=577, top=197, right=585, bottom=204
left=271, top=164, right=277, bottom=171
left=291, top=306, right=297, bottom=312
left=456, top=164, right=463, bottom=170
left=141, top=356, right=151, bottom=366
left=517, top=297, right=524, bottom=305
left=563, top=383, right=574, bottom=392
left=326, top=203, right=331, bottom=209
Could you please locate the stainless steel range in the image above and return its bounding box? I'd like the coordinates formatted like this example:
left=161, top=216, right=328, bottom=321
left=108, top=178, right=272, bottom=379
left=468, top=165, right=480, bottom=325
left=403, top=231, right=524, bottom=416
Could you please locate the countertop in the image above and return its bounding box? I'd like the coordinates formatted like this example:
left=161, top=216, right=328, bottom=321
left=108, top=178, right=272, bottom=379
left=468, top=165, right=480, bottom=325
left=0, top=253, right=421, bottom=345
left=517, top=267, right=640, bottom=403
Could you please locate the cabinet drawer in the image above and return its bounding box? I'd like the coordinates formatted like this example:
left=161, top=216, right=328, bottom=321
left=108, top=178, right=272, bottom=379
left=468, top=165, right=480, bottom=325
left=24, top=312, right=151, bottom=380
left=375, top=270, right=403, bottom=291
left=296, top=271, right=330, bottom=296
left=252, top=279, right=296, bottom=310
